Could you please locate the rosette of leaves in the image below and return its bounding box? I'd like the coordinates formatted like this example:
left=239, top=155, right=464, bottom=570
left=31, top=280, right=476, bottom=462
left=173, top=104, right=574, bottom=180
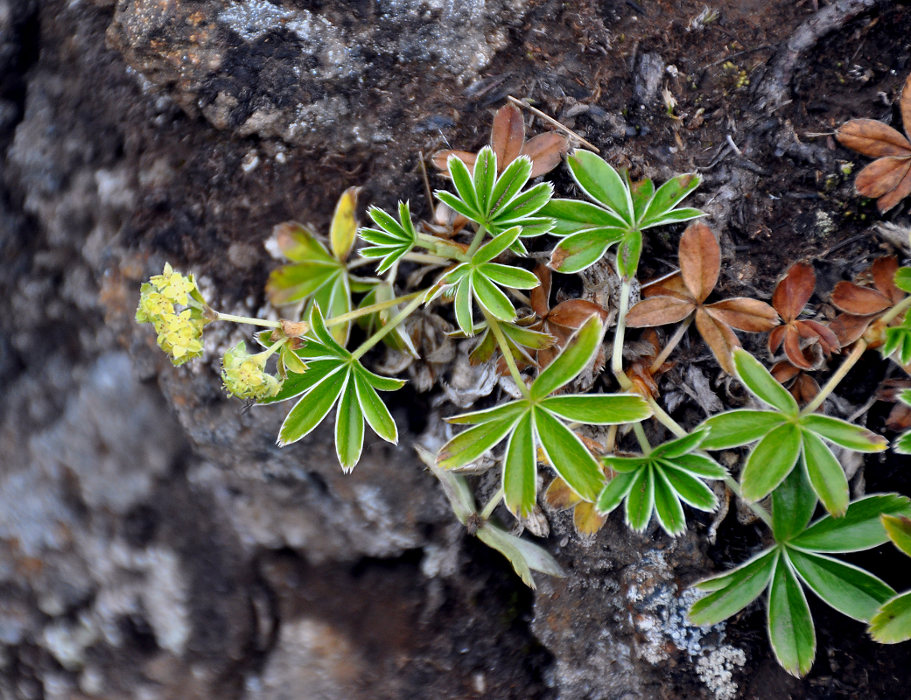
left=829, top=256, right=906, bottom=346
left=689, top=481, right=911, bottom=676
left=870, top=512, right=911, bottom=642
left=836, top=71, right=911, bottom=213
left=438, top=316, right=652, bottom=516
left=701, top=349, right=887, bottom=516
left=625, top=221, right=779, bottom=373
left=259, top=306, right=403, bottom=471
left=430, top=225, right=541, bottom=336
left=266, top=188, right=374, bottom=343
left=595, top=428, right=726, bottom=536
left=541, top=150, right=702, bottom=277
left=434, top=146, right=555, bottom=239
left=768, top=262, right=839, bottom=370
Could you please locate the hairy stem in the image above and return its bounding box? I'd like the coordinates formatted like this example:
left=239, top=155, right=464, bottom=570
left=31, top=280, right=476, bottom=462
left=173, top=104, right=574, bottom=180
left=485, top=311, right=532, bottom=399
left=480, top=486, right=505, bottom=520
left=612, top=278, right=634, bottom=391
left=632, top=422, right=652, bottom=453
left=724, top=475, right=773, bottom=528
left=325, top=289, right=426, bottom=328
left=466, top=225, right=489, bottom=258
left=212, top=311, right=282, bottom=329
left=879, top=294, right=911, bottom=325
left=650, top=316, right=693, bottom=374
left=351, top=294, right=424, bottom=360
left=801, top=339, right=867, bottom=415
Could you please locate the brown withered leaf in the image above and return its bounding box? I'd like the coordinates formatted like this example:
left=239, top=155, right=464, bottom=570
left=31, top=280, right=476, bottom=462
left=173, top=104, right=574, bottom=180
left=432, top=103, right=570, bottom=177
left=836, top=72, right=911, bottom=213
left=876, top=379, right=911, bottom=431
left=768, top=262, right=839, bottom=370
left=771, top=361, right=820, bottom=406
left=829, top=256, right=907, bottom=346
left=625, top=329, right=674, bottom=399
left=627, top=222, right=779, bottom=373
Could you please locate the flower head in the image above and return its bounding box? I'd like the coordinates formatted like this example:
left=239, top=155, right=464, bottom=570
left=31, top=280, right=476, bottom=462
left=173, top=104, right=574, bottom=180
left=136, top=263, right=209, bottom=365
left=221, top=342, right=283, bottom=400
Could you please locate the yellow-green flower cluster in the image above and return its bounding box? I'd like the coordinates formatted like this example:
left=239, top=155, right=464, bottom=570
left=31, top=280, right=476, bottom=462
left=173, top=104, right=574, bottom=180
left=221, top=342, right=283, bottom=400
left=136, top=263, right=207, bottom=366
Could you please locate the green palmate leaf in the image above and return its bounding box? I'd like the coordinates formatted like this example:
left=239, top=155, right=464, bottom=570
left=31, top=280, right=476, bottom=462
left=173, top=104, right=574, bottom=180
left=453, top=270, right=474, bottom=335
left=882, top=514, right=911, bottom=557
left=446, top=153, right=480, bottom=214
left=768, top=557, right=816, bottom=677
left=503, top=412, right=536, bottom=516
left=689, top=549, right=778, bottom=625
left=278, top=368, right=347, bottom=446
left=700, top=409, right=787, bottom=449
left=531, top=315, right=603, bottom=398
left=435, top=189, right=478, bottom=223
left=474, top=225, right=523, bottom=263
left=476, top=522, right=565, bottom=589
left=540, top=394, right=652, bottom=424
left=642, top=207, right=704, bottom=227
left=740, top=422, right=802, bottom=501
left=354, top=371, right=397, bottom=444
left=473, top=147, right=496, bottom=212
left=733, top=348, right=800, bottom=415
left=549, top=228, right=626, bottom=273
left=478, top=262, right=539, bottom=289
left=801, top=430, right=849, bottom=517
left=772, top=466, right=816, bottom=543
left=869, top=591, right=911, bottom=643
left=894, top=266, right=911, bottom=294
left=261, top=359, right=345, bottom=404
left=534, top=407, right=604, bottom=503
left=653, top=468, right=686, bottom=535
left=786, top=548, right=894, bottom=622
left=895, top=430, right=911, bottom=454
left=624, top=465, right=655, bottom=532
left=540, top=198, right=628, bottom=235
left=273, top=222, right=335, bottom=263
left=329, top=186, right=359, bottom=261
left=789, top=494, right=911, bottom=552
left=491, top=182, right=554, bottom=231
left=596, top=471, right=637, bottom=514
left=313, top=272, right=352, bottom=344
left=629, top=177, right=655, bottom=215
left=437, top=414, right=521, bottom=469
left=639, top=174, right=702, bottom=227
left=335, top=376, right=364, bottom=471
left=672, top=453, right=727, bottom=479
left=882, top=312, right=911, bottom=364
left=445, top=401, right=526, bottom=425
left=653, top=427, right=708, bottom=459
left=567, top=150, right=634, bottom=224
left=489, top=155, right=533, bottom=217
left=266, top=261, right=339, bottom=305
left=359, top=202, right=418, bottom=273
left=472, top=273, right=516, bottom=321
left=617, top=231, right=643, bottom=279
left=799, top=414, right=888, bottom=452
left=662, top=464, right=719, bottom=510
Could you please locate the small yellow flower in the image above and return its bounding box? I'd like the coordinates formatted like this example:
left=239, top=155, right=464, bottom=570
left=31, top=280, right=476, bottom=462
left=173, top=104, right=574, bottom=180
left=150, top=263, right=198, bottom=305
left=222, top=342, right=283, bottom=400
left=135, top=285, right=175, bottom=325
left=156, top=309, right=205, bottom=365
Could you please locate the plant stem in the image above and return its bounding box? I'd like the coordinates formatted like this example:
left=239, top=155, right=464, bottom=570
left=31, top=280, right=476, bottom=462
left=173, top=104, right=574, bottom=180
left=801, top=339, right=867, bottom=415
left=605, top=424, right=619, bottom=454
left=650, top=316, right=693, bottom=374
left=466, top=225, right=489, bottom=258
left=880, top=294, right=911, bottom=325
left=612, top=278, right=634, bottom=391
left=401, top=252, right=452, bottom=266
left=724, top=475, right=773, bottom=528
left=213, top=311, right=282, bottom=329
left=647, top=398, right=687, bottom=438
left=632, top=422, right=652, bottom=453
left=480, top=487, right=504, bottom=520
left=351, top=294, right=424, bottom=360
left=484, top=311, right=532, bottom=399
left=324, top=289, right=426, bottom=328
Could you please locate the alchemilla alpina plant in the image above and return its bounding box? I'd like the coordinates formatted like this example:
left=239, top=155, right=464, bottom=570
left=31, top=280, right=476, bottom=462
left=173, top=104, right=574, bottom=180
left=138, top=94, right=911, bottom=677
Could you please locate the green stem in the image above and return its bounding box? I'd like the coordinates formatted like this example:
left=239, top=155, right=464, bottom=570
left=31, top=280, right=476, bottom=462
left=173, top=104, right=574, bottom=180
left=324, top=289, right=426, bottom=328
left=480, top=487, right=505, bottom=520
left=466, top=225, right=489, bottom=258
left=485, top=312, right=532, bottom=399
left=351, top=294, right=424, bottom=360
left=416, top=234, right=468, bottom=261
left=647, top=398, right=687, bottom=438
left=401, top=252, right=452, bottom=266
left=612, top=278, right=634, bottom=391
left=212, top=311, right=282, bottom=329
left=801, top=339, right=867, bottom=415
left=724, top=475, right=773, bottom=528
left=632, top=422, right=652, bottom=454
left=650, top=316, right=693, bottom=374
left=880, top=294, right=911, bottom=325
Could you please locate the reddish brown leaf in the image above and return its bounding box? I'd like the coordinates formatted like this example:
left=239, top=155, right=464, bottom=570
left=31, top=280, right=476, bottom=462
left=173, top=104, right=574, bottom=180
left=876, top=164, right=911, bottom=213
left=829, top=313, right=872, bottom=347
left=694, top=308, right=739, bottom=374
left=431, top=149, right=478, bottom=172
left=771, top=361, right=801, bottom=384
left=797, top=319, right=840, bottom=353
left=783, top=327, right=816, bottom=370
left=573, top=501, right=608, bottom=536
left=678, top=221, right=720, bottom=303
left=522, top=132, right=571, bottom=178
left=772, top=262, right=816, bottom=322
left=836, top=119, right=911, bottom=158
left=642, top=272, right=691, bottom=300
left=548, top=299, right=608, bottom=328
left=626, top=296, right=695, bottom=327
left=855, top=156, right=911, bottom=199
left=887, top=402, right=911, bottom=432
left=543, top=476, right=581, bottom=511
left=831, top=281, right=892, bottom=315
left=704, top=297, right=780, bottom=332
left=769, top=325, right=786, bottom=354
left=490, top=104, right=525, bottom=168
left=792, top=373, right=820, bottom=405
left=530, top=264, right=552, bottom=318
left=902, top=72, right=911, bottom=141
left=872, top=256, right=903, bottom=303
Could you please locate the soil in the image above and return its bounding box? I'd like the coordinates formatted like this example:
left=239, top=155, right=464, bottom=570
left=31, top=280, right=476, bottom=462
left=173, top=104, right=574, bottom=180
left=3, top=0, right=911, bottom=698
